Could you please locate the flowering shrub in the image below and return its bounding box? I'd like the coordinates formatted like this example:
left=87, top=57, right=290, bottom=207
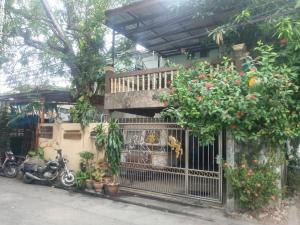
left=161, top=42, right=300, bottom=145
left=224, top=157, right=280, bottom=210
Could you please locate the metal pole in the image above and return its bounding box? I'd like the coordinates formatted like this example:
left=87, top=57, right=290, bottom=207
left=185, top=130, right=189, bottom=195
left=218, top=131, right=223, bottom=202
left=112, top=29, right=115, bottom=67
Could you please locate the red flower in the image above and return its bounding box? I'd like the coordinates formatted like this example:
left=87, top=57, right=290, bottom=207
left=236, top=111, right=243, bottom=119
left=199, top=73, right=206, bottom=80
left=239, top=71, right=245, bottom=77
left=205, top=82, right=214, bottom=90
left=252, top=159, right=258, bottom=164
left=196, top=96, right=204, bottom=102
left=235, top=80, right=241, bottom=86
left=230, top=124, right=237, bottom=129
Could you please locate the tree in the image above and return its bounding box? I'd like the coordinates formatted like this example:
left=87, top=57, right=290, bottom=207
left=162, top=43, right=300, bottom=145
left=1, top=0, right=132, bottom=97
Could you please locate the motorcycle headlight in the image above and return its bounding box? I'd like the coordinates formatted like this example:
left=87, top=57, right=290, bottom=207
left=10, top=156, right=15, bottom=160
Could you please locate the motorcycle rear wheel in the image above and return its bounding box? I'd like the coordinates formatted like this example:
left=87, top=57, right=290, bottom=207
left=23, top=174, right=34, bottom=184
left=4, top=165, right=18, bottom=178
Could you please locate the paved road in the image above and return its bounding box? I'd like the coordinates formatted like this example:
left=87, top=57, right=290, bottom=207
left=0, top=177, right=258, bottom=225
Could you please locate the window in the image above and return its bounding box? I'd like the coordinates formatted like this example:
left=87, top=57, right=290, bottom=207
left=40, top=126, right=53, bottom=139
left=63, top=130, right=81, bottom=140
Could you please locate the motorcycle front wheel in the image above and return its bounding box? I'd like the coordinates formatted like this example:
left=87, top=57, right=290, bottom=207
left=61, top=171, right=75, bottom=187
left=4, top=165, right=18, bottom=178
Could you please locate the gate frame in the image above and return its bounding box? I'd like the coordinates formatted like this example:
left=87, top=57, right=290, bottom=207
left=117, top=118, right=224, bottom=204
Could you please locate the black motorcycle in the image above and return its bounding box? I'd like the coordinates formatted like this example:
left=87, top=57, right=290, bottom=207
left=0, top=151, right=18, bottom=178
left=21, top=149, right=75, bottom=187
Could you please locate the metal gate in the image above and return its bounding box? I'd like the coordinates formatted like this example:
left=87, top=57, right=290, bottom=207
left=118, top=118, right=223, bottom=203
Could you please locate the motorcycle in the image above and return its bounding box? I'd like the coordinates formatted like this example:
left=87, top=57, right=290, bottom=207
left=0, top=151, right=18, bottom=178
left=21, top=149, right=75, bottom=187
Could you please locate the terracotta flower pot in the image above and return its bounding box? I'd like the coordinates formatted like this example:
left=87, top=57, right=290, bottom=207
left=104, top=183, right=120, bottom=196
left=93, top=181, right=104, bottom=192
left=103, top=176, right=113, bottom=184
left=86, top=179, right=94, bottom=190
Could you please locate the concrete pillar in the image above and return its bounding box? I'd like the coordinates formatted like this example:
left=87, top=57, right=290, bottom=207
left=225, top=131, right=241, bottom=213
left=232, top=43, right=248, bottom=70
left=104, top=66, right=114, bottom=94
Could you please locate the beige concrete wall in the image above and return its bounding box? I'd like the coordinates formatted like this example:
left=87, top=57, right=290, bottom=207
left=39, top=123, right=108, bottom=171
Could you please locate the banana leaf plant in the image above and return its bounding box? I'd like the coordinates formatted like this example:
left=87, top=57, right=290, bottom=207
left=105, top=119, right=123, bottom=184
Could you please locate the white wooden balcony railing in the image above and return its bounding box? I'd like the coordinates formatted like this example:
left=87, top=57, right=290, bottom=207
left=108, top=67, right=177, bottom=94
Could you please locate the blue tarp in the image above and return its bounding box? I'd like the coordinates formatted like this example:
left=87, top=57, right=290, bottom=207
left=8, top=115, right=39, bottom=129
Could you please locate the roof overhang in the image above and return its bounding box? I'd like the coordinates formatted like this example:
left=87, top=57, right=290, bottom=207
left=106, top=0, right=242, bottom=57
left=0, top=89, right=74, bottom=105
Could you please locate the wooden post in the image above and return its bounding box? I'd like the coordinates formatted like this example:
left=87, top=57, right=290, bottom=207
left=127, top=77, right=130, bottom=92
left=159, top=72, right=162, bottom=89
left=122, top=77, right=125, bottom=92
left=142, top=75, right=145, bottom=90
left=132, top=77, right=135, bottom=91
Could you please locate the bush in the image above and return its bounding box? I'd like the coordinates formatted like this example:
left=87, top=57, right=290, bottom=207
left=162, top=43, right=300, bottom=145
left=225, top=157, right=280, bottom=210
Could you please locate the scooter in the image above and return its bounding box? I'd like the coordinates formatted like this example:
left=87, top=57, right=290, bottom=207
left=0, top=151, right=18, bottom=178
left=21, top=149, right=75, bottom=187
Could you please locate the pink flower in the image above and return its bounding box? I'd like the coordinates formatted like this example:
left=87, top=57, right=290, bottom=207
left=235, top=80, right=241, bottom=86
left=205, top=82, right=214, bottom=90
left=199, top=73, right=206, bottom=80
left=239, top=71, right=245, bottom=77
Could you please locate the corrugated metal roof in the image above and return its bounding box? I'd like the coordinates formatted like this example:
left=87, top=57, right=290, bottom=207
left=106, top=0, right=240, bottom=57
left=0, top=89, right=74, bottom=104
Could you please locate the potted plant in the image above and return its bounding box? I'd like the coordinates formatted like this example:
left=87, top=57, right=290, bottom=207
left=79, top=151, right=95, bottom=190
left=94, top=124, right=107, bottom=150
left=104, top=119, right=123, bottom=196
left=75, top=171, right=88, bottom=191
left=92, top=168, right=105, bottom=192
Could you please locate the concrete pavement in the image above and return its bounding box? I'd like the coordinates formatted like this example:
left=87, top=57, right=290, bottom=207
left=0, top=177, right=258, bottom=225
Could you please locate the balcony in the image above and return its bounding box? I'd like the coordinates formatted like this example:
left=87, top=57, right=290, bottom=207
left=104, top=67, right=177, bottom=116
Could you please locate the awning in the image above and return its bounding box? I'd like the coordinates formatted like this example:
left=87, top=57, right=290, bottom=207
left=0, top=89, right=74, bottom=105
left=106, top=0, right=242, bottom=57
